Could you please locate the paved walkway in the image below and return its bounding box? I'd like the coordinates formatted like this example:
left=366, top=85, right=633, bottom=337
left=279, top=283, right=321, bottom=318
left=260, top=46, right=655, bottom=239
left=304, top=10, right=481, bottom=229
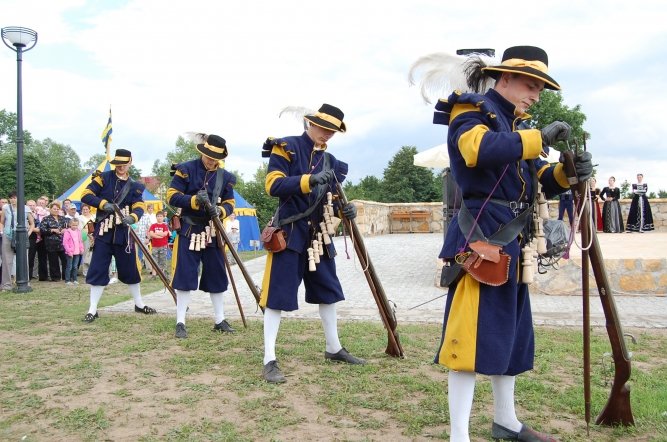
left=103, top=233, right=667, bottom=329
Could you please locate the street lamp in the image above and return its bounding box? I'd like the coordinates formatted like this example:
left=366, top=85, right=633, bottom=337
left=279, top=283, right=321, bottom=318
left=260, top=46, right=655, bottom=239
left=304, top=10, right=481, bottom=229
left=2, top=26, right=38, bottom=293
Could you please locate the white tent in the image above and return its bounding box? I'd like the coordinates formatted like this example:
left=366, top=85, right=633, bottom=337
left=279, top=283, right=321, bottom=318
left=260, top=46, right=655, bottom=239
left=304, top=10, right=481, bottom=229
left=413, top=143, right=449, bottom=168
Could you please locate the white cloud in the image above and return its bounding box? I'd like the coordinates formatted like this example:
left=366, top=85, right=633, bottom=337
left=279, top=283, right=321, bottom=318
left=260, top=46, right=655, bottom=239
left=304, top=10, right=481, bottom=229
left=1, top=0, right=666, bottom=192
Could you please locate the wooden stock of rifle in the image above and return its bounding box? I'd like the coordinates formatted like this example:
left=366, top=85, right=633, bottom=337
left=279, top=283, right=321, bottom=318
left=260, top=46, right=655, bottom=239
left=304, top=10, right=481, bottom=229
left=336, top=183, right=404, bottom=358
left=110, top=204, right=177, bottom=304
left=562, top=151, right=634, bottom=427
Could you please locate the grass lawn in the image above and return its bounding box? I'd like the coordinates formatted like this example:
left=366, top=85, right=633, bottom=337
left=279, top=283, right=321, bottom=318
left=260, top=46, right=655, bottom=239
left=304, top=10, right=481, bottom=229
left=0, top=271, right=665, bottom=441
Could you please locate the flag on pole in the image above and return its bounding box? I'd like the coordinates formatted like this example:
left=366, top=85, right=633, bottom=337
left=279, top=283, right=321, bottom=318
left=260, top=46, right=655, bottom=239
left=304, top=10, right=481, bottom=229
left=101, top=108, right=112, bottom=159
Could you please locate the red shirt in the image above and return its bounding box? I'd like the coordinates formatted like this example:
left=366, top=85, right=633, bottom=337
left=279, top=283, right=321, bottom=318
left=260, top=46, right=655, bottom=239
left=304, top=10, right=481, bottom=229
left=149, top=222, right=170, bottom=248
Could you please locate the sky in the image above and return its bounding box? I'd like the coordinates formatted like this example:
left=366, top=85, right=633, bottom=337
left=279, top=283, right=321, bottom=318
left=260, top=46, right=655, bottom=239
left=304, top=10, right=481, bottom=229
left=2, top=0, right=667, bottom=194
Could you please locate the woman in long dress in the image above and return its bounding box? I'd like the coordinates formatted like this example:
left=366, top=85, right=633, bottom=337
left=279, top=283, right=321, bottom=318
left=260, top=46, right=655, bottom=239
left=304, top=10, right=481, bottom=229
left=626, top=173, right=654, bottom=232
left=599, top=176, right=624, bottom=233
left=590, top=177, right=603, bottom=232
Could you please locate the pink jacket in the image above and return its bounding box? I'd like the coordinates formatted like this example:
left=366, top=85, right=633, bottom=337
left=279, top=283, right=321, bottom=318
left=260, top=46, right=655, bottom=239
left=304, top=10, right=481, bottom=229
left=62, top=227, right=85, bottom=256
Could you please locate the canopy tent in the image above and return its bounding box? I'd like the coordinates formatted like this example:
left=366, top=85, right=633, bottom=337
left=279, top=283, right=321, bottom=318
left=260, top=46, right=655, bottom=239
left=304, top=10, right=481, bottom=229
left=413, top=143, right=449, bottom=168
left=229, top=190, right=261, bottom=251
left=56, top=159, right=163, bottom=212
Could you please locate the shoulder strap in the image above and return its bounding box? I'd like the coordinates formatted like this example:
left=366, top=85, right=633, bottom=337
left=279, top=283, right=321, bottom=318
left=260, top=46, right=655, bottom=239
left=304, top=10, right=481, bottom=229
left=212, top=168, right=225, bottom=205
left=276, top=152, right=332, bottom=227
left=115, top=176, right=134, bottom=205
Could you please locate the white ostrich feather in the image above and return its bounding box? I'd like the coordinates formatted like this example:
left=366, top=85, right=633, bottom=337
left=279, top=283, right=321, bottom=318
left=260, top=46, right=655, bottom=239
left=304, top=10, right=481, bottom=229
left=279, top=106, right=315, bottom=130
left=408, top=52, right=497, bottom=103
left=184, top=132, right=208, bottom=144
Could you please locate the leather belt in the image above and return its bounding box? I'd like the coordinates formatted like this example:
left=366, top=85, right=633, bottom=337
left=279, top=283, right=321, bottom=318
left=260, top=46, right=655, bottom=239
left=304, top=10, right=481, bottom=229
left=471, top=198, right=531, bottom=213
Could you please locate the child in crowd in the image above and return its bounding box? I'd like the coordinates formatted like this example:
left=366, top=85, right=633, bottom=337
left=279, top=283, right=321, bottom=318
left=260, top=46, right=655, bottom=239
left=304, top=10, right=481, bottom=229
left=148, top=211, right=170, bottom=278
left=62, top=218, right=85, bottom=285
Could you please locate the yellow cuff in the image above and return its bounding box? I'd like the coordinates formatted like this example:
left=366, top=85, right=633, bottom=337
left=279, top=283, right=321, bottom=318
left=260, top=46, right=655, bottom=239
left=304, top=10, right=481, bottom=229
left=301, top=175, right=311, bottom=193
left=519, top=129, right=543, bottom=160
left=99, top=199, right=108, bottom=210
left=131, top=213, right=138, bottom=223
left=553, top=163, right=570, bottom=189
left=191, top=195, right=199, bottom=210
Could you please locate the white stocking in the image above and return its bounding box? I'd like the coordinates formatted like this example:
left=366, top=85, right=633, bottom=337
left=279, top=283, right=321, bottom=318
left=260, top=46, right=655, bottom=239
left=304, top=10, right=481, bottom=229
left=128, top=283, right=143, bottom=308
left=263, top=308, right=282, bottom=365
left=176, top=290, right=191, bottom=324
left=210, top=292, right=225, bottom=324
left=319, top=303, right=342, bottom=354
left=448, top=370, right=476, bottom=442
left=88, top=285, right=104, bottom=315
left=490, top=375, right=521, bottom=432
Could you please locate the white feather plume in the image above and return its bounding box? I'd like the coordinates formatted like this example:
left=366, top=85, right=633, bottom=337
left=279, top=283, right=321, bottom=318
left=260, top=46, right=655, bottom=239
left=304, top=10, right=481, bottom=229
left=279, top=106, right=315, bottom=130
left=184, top=132, right=208, bottom=144
left=408, top=52, right=497, bottom=103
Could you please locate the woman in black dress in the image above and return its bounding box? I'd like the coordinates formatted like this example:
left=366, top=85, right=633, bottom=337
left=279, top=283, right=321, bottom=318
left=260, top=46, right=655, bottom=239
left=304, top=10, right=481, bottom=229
left=626, top=173, right=654, bottom=232
left=599, top=176, right=624, bottom=233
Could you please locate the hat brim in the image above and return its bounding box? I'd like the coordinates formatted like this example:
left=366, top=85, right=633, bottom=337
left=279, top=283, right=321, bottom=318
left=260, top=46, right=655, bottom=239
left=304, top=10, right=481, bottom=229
left=109, top=159, right=131, bottom=165
left=304, top=115, right=346, bottom=133
left=196, top=144, right=227, bottom=160
left=482, top=66, right=560, bottom=90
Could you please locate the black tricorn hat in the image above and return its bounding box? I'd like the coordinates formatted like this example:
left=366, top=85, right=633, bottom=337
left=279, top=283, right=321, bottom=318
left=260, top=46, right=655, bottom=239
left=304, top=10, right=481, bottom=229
left=481, top=46, right=560, bottom=90
left=196, top=134, right=228, bottom=160
left=109, top=148, right=132, bottom=165
left=304, top=104, right=346, bottom=132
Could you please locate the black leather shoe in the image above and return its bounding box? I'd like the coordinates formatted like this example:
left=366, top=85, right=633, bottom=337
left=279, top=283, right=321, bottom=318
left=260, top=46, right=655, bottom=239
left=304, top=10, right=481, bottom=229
left=83, top=312, right=99, bottom=323
left=213, top=319, right=235, bottom=333
left=262, top=360, right=286, bottom=383
left=135, top=305, right=157, bottom=314
left=175, top=322, right=187, bottom=339
left=492, top=422, right=559, bottom=442
left=324, top=347, right=366, bottom=365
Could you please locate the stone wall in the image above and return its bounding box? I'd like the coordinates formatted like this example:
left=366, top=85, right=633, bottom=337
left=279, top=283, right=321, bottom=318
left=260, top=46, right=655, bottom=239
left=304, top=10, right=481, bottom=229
left=352, top=198, right=667, bottom=235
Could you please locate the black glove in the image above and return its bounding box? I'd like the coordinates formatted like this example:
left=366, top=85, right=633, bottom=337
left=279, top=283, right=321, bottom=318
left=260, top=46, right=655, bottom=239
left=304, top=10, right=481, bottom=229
left=541, top=121, right=571, bottom=146
left=206, top=205, right=221, bottom=219
left=195, top=190, right=211, bottom=208
left=122, top=215, right=135, bottom=226
left=309, top=169, right=334, bottom=187
left=342, top=203, right=357, bottom=220
left=574, top=151, right=593, bottom=182
left=102, top=202, right=115, bottom=213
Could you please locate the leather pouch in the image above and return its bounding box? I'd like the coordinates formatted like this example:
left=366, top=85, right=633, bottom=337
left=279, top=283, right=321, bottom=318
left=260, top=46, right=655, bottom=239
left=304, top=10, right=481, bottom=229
left=462, top=240, right=510, bottom=286
left=261, top=225, right=287, bottom=253
left=170, top=214, right=181, bottom=232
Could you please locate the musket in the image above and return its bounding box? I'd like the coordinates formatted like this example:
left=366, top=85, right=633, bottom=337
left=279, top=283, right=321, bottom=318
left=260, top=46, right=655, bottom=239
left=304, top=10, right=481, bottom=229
left=562, top=150, right=634, bottom=427
left=110, top=204, right=177, bottom=304
left=335, top=182, right=404, bottom=358
left=215, top=228, right=248, bottom=328
left=202, top=200, right=263, bottom=309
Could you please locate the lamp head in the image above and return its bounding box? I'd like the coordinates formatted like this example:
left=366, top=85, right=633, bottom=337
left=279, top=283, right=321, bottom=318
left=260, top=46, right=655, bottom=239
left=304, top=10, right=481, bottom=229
left=1, top=26, right=38, bottom=52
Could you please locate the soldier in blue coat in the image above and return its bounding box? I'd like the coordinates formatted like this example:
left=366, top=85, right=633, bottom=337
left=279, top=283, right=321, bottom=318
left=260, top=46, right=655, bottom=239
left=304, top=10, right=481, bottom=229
left=167, top=133, right=236, bottom=339
left=423, top=47, right=593, bottom=441
left=81, top=149, right=156, bottom=322
left=260, top=104, right=364, bottom=384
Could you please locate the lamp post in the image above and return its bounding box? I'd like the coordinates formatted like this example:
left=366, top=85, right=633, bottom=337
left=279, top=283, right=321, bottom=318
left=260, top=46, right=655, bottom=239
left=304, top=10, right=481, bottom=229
left=2, top=26, right=38, bottom=293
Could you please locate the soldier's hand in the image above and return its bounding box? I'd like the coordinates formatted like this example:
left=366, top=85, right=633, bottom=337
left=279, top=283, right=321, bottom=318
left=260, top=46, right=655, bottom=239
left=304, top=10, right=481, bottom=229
left=206, top=205, right=221, bottom=219
left=541, top=121, right=571, bottom=146
left=122, top=215, right=135, bottom=226
left=342, top=203, right=357, bottom=220
left=195, top=190, right=210, bottom=207
left=574, top=151, right=593, bottom=182
left=102, top=202, right=115, bottom=213
left=309, top=169, right=334, bottom=187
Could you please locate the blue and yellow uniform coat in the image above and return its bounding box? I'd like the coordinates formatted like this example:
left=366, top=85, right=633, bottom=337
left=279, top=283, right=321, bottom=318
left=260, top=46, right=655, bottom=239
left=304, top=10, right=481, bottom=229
left=167, top=159, right=235, bottom=293
left=261, top=132, right=349, bottom=311
left=81, top=170, right=145, bottom=286
left=434, top=89, right=569, bottom=376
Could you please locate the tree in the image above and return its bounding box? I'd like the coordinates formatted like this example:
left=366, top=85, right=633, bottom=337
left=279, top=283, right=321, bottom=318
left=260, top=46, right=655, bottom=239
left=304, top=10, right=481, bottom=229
left=0, top=109, right=34, bottom=154
left=380, top=146, right=441, bottom=203
left=27, top=138, right=83, bottom=196
left=83, top=153, right=107, bottom=171
left=620, top=180, right=631, bottom=199
left=151, top=136, right=199, bottom=190
left=527, top=91, right=587, bottom=151
left=343, top=175, right=384, bottom=201
left=0, top=152, right=56, bottom=199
